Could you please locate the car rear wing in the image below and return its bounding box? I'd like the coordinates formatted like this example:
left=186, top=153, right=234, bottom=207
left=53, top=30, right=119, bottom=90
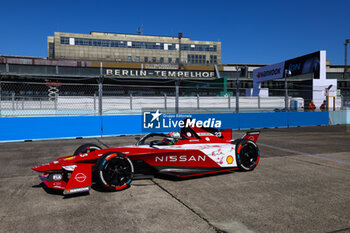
left=241, top=131, right=260, bottom=143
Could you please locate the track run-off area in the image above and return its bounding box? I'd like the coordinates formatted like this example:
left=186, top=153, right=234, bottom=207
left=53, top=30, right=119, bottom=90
left=0, top=125, right=349, bottom=233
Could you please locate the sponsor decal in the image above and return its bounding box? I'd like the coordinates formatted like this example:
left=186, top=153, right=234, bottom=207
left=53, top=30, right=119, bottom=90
left=155, top=155, right=206, bottom=162
left=75, top=173, right=87, bottom=183
left=197, top=133, right=212, bottom=136
left=226, top=155, right=234, bottom=164
left=65, top=187, right=90, bottom=194
left=257, top=68, right=281, bottom=79
left=248, top=136, right=255, bottom=141
left=52, top=174, right=63, bottom=181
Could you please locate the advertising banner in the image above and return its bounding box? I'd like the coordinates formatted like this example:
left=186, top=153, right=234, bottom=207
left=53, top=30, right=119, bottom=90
left=284, top=51, right=322, bottom=79
left=252, top=51, right=326, bottom=96
left=253, top=62, right=285, bottom=82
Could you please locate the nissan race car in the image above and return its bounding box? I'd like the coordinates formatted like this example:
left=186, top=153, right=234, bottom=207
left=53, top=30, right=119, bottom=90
left=32, top=124, right=260, bottom=196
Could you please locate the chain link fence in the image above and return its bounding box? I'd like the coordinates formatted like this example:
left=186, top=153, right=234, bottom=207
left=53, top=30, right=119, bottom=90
left=0, top=79, right=345, bottom=116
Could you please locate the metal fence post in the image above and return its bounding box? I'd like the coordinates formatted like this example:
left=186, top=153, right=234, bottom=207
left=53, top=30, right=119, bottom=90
left=340, top=94, right=343, bottom=110
left=98, top=78, right=103, bottom=116
left=258, top=95, right=261, bottom=109
left=94, top=93, right=96, bottom=113
left=98, top=62, right=103, bottom=116
left=284, top=69, right=289, bottom=111
left=175, top=80, right=180, bottom=114
left=228, top=94, right=231, bottom=109
left=164, top=94, right=167, bottom=110
left=54, top=96, right=57, bottom=110
left=197, top=94, right=200, bottom=109
left=12, top=92, right=15, bottom=110
left=130, top=94, right=133, bottom=110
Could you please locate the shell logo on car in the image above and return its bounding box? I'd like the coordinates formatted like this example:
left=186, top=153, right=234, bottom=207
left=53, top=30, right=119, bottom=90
left=226, top=155, right=234, bottom=164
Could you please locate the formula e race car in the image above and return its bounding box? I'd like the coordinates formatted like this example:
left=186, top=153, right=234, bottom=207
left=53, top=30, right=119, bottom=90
left=32, top=123, right=260, bottom=196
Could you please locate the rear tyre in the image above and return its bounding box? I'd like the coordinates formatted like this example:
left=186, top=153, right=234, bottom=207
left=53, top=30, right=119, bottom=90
left=73, top=143, right=102, bottom=156
left=235, top=139, right=260, bottom=171
left=95, top=151, right=134, bottom=191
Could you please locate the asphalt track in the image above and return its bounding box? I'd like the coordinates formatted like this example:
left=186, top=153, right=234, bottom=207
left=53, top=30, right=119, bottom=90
left=0, top=125, right=349, bottom=233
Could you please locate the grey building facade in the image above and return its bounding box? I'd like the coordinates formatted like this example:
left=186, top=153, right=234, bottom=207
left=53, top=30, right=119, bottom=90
left=48, top=32, right=221, bottom=65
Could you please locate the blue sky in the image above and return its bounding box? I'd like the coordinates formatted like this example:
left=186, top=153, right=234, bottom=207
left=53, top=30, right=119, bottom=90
left=1, top=0, right=349, bottom=65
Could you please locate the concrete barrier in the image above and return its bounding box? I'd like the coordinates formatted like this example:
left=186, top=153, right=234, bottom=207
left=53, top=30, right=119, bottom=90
left=329, top=110, right=350, bottom=125
left=0, top=111, right=329, bottom=142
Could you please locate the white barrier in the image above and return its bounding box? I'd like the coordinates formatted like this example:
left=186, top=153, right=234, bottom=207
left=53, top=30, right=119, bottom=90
left=0, top=95, right=306, bottom=115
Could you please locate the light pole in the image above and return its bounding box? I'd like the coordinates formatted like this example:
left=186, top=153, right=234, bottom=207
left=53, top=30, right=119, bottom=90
left=284, top=69, right=291, bottom=111
left=344, top=39, right=350, bottom=78
left=178, top=32, right=182, bottom=67
left=326, top=84, right=333, bottom=111
left=175, top=32, right=183, bottom=114
left=235, top=66, right=242, bottom=113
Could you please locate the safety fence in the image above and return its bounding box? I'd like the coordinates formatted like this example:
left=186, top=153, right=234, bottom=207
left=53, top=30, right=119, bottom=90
left=0, top=80, right=344, bottom=116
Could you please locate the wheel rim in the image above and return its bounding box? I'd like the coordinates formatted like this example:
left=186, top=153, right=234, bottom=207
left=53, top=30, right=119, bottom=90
left=239, top=143, right=259, bottom=169
left=101, top=156, right=133, bottom=188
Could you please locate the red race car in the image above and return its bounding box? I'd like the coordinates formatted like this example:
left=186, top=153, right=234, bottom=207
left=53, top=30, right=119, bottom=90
left=32, top=124, right=260, bottom=196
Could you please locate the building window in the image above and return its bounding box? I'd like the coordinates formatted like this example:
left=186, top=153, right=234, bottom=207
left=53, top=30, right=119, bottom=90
left=210, top=55, right=217, bottom=64
left=160, top=57, right=164, bottom=63
left=60, top=37, right=70, bottom=45
left=48, top=43, right=55, bottom=59
left=144, top=57, right=148, bottom=62
left=176, top=58, right=179, bottom=64
left=128, top=56, right=132, bottom=62
left=136, top=56, right=140, bottom=62
left=168, top=57, right=172, bottom=63
left=152, top=57, right=156, bottom=63
left=187, top=54, right=206, bottom=64
left=60, top=37, right=217, bottom=52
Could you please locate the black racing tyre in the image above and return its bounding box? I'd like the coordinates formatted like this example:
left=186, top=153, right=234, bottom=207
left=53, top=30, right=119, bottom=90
left=95, top=151, right=134, bottom=191
left=73, top=143, right=102, bottom=156
left=235, top=139, right=260, bottom=171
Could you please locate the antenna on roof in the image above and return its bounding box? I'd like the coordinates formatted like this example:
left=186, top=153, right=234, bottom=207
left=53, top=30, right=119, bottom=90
left=136, top=24, right=143, bottom=35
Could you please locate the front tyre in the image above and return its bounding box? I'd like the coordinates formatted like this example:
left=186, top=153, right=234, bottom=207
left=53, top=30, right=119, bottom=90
left=95, top=151, right=134, bottom=191
left=235, top=139, right=260, bottom=171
